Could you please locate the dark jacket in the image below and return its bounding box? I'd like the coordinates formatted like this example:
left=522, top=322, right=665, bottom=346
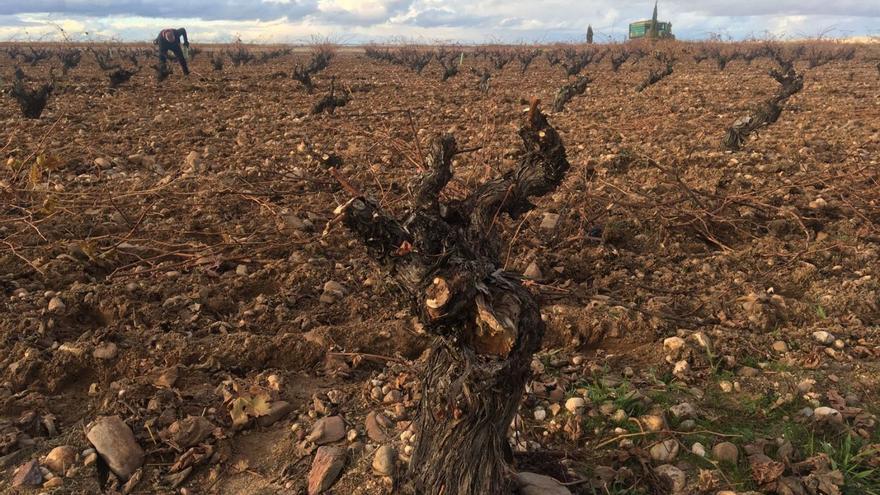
left=156, top=28, right=189, bottom=47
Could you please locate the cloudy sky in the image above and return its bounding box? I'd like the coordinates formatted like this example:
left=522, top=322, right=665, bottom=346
left=0, top=1, right=877, bottom=43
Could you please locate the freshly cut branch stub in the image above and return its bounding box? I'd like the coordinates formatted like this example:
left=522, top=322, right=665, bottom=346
left=425, top=277, right=451, bottom=320
left=474, top=293, right=519, bottom=356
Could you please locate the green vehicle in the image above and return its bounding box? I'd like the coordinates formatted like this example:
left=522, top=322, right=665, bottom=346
left=629, top=1, right=675, bottom=40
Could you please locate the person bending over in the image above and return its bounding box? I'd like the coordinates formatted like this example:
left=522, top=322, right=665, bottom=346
left=154, top=28, right=190, bottom=76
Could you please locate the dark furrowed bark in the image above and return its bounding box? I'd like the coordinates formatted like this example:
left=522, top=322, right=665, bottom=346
left=341, top=101, right=571, bottom=495
left=412, top=279, right=544, bottom=495
left=723, top=65, right=803, bottom=150
left=12, top=69, right=53, bottom=119
left=465, top=106, right=570, bottom=255
left=553, top=76, right=590, bottom=112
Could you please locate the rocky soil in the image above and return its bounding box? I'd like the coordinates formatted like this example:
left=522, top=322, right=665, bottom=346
left=1, top=42, right=880, bottom=494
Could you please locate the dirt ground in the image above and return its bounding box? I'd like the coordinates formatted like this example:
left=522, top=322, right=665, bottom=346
left=1, top=42, right=880, bottom=494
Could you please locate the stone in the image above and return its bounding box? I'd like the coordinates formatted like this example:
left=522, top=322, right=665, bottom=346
left=712, top=442, right=739, bottom=464
left=565, top=397, right=585, bottom=414
left=184, top=151, right=201, bottom=170
left=737, top=366, right=760, bottom=377
left=523, top=262, right=543, bottom=280
left=809, top=197, right=827, bottom=209
left=257, top=401, right=292, bottom=427
left=372, top=445, right=396, bottom=477
left=307, top=416, right=346, bottom=445
left=719, top=381, right=733, bottom=393
left=691, top=442, right=706, bottom=457
left=86, top=416, right=144, bottom=480
left=308, top=446, right=345, bottom=495
left=267, top=374, right=284, bottom=391
left=12, top=460, right=43, bottom=487
left=540, top=213, right=560, bottom=231
left=58, top=343, right=85, bottom=357
left=326, top=390, right=344, bottom=405
left=797, top=379, right=815, bottom=393
left=669, top=402, right=697, bottom=420
left=813, top=407, right=843, bottom=424
left=663, top=336, right=685, bottom=353
left=533, top=408, right=547, bottom=421
left=365, top=411, right=390, bottom=443
left=392, top=404, right=407, bottom=420
left=641, top=415, right=665, bottom=432
left=771, top=341, right=788, bottom=353
left=323, top=281, right=345, bottom=297
left=654, top=464, right=686, bottom=494
left=320, top=281, right=345, bottom=304
left=383, top=390, right=402, bottom=404
left=515, top=472, right=572, bottom=495
left=93, top=342, right=118, bottom=360
left=94, top=157, right=111, bottom=168
left=166, top=416, right=214, bottom=448
left=672, top=360, right=690, bottom=377
left=678, top=419, right=696, bottom=431
left=44, top=445, right=76, bottom=475
left=812, top=331, right=835, bottom=345
left=649, top=439, right=679, bottom=463
left=47, top=296, right=65, bottom=312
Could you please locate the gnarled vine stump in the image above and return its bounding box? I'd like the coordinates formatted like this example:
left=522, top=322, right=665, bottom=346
left=11, top=69, right=53, bottom=119
left=723, top=64, right=803, bottom=150
left=340, top=101, right=571, bottom=494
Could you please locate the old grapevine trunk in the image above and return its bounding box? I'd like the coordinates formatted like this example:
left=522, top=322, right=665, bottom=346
left=341, top=101, right=571, bottom=494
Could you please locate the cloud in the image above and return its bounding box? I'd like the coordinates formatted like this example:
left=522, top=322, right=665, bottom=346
left=317, top=0, right=413, bottom=24
left=0, top=0, right=318, bottom=22
left=401, top=7, right=493, bottom=28
left=0, top=0, right=877, bottom=42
